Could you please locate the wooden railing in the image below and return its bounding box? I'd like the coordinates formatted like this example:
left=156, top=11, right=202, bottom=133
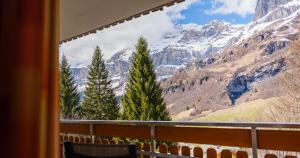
left=60, top=120, right=300, bottom=158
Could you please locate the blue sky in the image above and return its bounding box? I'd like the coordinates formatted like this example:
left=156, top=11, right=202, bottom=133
left=60, top=0, right=258, bottom=67
left=177, top=0, right=255, bottom=25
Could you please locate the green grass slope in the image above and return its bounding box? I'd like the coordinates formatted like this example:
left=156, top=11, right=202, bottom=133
left=193, top=97, right=278, bottom=122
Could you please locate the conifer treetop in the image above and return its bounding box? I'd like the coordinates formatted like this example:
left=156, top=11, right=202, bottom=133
left=82, top=46, right=119, bottom=120
left=122, top=37, right=170, bottom=121
left=59, top=54, right=81, bottom=119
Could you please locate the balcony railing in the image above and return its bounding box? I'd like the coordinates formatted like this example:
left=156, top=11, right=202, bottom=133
left=60, top=120, right=300, bottom=158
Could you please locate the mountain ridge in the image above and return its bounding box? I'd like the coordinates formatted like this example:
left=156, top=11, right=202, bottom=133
left=71, top=0, right=300, bottom=120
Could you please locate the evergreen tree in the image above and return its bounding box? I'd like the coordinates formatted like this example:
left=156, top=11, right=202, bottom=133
left=60, top=55, right=81, bottom=119
left=82, top=46, right=119, bottom=120
left=122, top=37, right=170, bottom=121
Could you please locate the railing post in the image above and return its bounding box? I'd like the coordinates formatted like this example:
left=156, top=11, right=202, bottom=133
left=150, top=125, right=156, bottom=158
left=90, top=123, right=95, bottom=144
left=251, top=127, right=258, bottom=158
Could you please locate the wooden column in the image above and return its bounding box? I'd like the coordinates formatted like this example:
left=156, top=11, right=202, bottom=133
left=0, top=0, right=59, bottom=158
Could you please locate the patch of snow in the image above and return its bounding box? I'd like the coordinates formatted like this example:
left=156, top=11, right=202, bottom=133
left=106, top=61, right=114, bottom=65
left=150, top=33, right=182, bottom=54
left=237, top=21, right=274, bottom=44
left=78, top=85, right=86, bottom=93
left=276, top=8, right=300, bottom=28
left=157, top=75, right=173, bottom=81
left=280, top=38, right=291, bottom=41
left=284, top=0, right=300, bottom=8
left=256, top=0, right=300, bottom=23
left=120, top=49, right=132, bottom=61
left=111, top=75, right=121, bottom=81
left=115, top=84, right=126, bottom=96
left=111, top=81, right=120, bottom=88
left=157, top=64, right=186, bottom=69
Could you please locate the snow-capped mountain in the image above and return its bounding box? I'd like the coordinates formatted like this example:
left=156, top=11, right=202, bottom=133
left=102, top=20, right=246, bottom=95
left=160, top=0, right=300, bottom=120
left=151, top=21, right=243, bottom=67
left=254, top=0, right=300, bottom=22
left=71, top=0, right=300, bottom=106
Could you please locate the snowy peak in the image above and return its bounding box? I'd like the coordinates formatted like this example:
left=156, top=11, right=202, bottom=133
left=147, top=20, right=245, bottom=57
left=202, top=20, right=231, bottom=33
left=254, top=0, right=300, bottom=22
left=254, top=0, right=292, bottom=20
left=107, top=48, right=131, bottom=62
left=175, top=21, right=243, bottom=52
left=178, top=23, right=202, bottom=31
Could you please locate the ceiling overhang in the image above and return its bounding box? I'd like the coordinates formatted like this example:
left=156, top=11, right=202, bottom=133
left=60, top=0, right=185, bottom=43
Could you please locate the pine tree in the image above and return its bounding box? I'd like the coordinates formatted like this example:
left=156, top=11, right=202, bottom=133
left=122, top=37, right=170, bottom=121
left=82, top=46, right=119, bottom=120
left=60, top=55, right=81, bottom=119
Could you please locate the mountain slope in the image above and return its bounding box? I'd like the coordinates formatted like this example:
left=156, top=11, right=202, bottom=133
left=71, top=0, right=300, bottom=121
left=161, top=1, right=300, bottom=120
left=105, top=20, right=245, bottom=95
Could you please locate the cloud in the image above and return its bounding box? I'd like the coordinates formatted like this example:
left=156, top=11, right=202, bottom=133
left=60, top=0, right=198, bottom=67
left=206, top=0, right=257, bottom=17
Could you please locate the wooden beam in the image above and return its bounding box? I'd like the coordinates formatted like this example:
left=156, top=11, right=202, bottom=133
left=94, top=124, right=151, bottom=140
left=156, top=126, right=252, bottom=147
left=60, top=123, right=90, bottom=135
left=258, top=129, right=300, bottom=151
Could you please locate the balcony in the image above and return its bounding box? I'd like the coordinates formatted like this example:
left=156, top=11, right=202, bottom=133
left=60, top=120, right=300, bottom=158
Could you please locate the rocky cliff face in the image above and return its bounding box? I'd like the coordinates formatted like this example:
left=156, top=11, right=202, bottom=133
left=99, top=20, right=244, bottom=94
left=254, top=0, right=291, bottom=20
left=71, top=67, right=89, bottom=87
left=106, top=49, right=130, bottom=79
left=227, top=58, right=286, bottom=105
left=254, top=0, right=300, bottom=22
